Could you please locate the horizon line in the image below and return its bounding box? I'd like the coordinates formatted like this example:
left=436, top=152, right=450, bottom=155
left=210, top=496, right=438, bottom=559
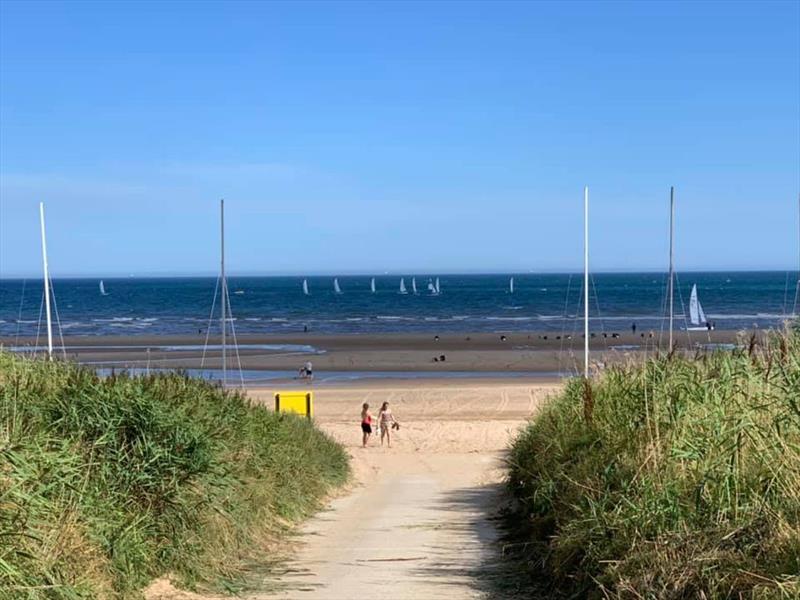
left=1, top=267, right=799, bottom=280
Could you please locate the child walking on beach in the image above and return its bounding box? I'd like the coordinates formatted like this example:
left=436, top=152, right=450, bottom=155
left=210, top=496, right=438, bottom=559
left=378, top=401, right=398, bottom=448
left=360, top=403, right=373, bottom=447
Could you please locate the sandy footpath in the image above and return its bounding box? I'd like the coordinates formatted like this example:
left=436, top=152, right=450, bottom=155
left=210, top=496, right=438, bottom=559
left=147, top=380, right=560, bottom=600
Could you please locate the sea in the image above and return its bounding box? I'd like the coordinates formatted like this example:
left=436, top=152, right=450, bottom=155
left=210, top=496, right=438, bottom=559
left=0, top=272, right=797, bottom=338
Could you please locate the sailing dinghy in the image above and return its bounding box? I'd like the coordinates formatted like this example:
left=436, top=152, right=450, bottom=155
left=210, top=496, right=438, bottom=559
left=687, top=284, right=711, bottom=330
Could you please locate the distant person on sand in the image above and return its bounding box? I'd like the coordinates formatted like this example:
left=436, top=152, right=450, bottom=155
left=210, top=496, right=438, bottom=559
left=378, top=401, right=398, bottom=447
left=360, top=403, right=373, bottom=447
left=298, top=361, right=313, bottom=380
left=632, top=322, right=637, bottom=335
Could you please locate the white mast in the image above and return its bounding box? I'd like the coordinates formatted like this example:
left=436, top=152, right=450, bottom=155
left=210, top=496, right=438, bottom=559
left=220, top=199, right=227, bottom=387
left=794, top=193, right=800, bottom=315
left=668, top=187, right=675, bottom=350
left=583, top=187, right=589, bottom=378
left=39, top=202, right=53, bottom=360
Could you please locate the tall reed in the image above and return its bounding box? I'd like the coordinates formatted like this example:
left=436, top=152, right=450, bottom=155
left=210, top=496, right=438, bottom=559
left=507, top=329, right=800, bottom=598
left=0, top=353, right=349, bottom=598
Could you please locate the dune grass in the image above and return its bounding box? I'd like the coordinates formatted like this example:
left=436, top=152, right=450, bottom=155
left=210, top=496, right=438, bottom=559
left=0, top=352, right=349, bottom=599
left=506, top=330, right=800, bottom=598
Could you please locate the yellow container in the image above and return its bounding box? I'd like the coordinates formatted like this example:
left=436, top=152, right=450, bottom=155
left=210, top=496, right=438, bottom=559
left=274, top=391, right=313, bottom=418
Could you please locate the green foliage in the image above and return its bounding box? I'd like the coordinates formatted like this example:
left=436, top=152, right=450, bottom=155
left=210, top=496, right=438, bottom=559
left=507, top=331, right=800, bottom=599
left=0, top=354, right=349, bottom=599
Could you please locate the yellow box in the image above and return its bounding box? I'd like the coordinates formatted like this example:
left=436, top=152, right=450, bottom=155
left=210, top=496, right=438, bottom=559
left=274, top=392, right=313, bottom=418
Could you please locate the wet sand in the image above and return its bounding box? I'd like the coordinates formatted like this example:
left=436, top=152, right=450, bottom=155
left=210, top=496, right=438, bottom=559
left=3, top=329, right=744, bottom=375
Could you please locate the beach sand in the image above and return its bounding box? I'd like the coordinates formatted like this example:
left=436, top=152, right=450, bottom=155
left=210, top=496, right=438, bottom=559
left=4, top=329, right=744, bottom=377
left=146, top=378, right=560, bottom=600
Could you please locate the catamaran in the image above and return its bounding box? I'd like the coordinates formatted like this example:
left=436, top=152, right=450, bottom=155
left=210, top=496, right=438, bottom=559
left=99, top=280, right=108, bottom=296
left=399, top=278, right=408, bottom=295
left=302, top=279, right=310, bottom=296
left=411, top=277, right=417, bottom=295
left=334, top=278, right=342, bottom=294
left=687, top=284, right=710, bottom=330
left=370, top=277, right=376, bottom=293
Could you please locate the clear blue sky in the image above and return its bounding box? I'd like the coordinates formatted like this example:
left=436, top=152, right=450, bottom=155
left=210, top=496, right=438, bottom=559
left=1, top=0, right=798, bottom=277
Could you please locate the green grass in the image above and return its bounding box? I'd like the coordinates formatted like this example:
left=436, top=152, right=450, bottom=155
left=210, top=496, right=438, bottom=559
left=0, top=352, right=349, bottom=599
left=506, top=330, right=800, bottom=599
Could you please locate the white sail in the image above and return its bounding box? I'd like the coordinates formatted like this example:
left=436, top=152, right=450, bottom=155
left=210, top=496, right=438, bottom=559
left=411, top=277, right=417, bottom=295
left=99, top=280, right=108, bottom=295
left=334, top=278, right=342, bottom=294
left=302, top=279, right=309, bottom=295
left=509, top=277, right=514, bottom=294
left=689, top=284, right=707, bottom=326
left=427, top=278, right=436, bottom=293
left=370, top=277, right=376, bottom=293
left=435, top=277, right=440, bottom=295
left=399, top=278, right=407, bottom=294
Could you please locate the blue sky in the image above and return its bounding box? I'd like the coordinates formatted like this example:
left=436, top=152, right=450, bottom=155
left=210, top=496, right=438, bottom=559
left=1, top=0, right=798, bottom=277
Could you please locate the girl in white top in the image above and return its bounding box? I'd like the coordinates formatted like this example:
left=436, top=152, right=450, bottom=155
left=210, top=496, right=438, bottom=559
left=378, top=401, right=397, bottom=447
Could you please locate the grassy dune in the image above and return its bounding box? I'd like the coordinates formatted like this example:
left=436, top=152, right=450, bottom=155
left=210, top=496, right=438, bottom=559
left=507, top=331, right=800, bottom=598
left=0, top=353, right=349, bottom=599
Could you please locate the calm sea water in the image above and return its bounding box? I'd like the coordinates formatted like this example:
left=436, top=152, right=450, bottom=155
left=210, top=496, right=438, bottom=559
left=0, top=272, right=797, bottom=338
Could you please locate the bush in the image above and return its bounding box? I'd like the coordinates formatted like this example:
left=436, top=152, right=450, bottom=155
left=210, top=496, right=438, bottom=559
left=507, top=331, right=800, bottom=598
left=0, top=353, right=349, bottom=598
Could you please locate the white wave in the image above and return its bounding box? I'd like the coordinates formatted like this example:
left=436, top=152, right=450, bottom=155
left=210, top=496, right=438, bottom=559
left=501, top=305, right=524, bottom=310
left=485, top=316, right=534, bottom=322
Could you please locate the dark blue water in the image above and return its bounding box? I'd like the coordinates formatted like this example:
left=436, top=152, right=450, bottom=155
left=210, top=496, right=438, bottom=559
left=1, top=273, right=797, bottom=337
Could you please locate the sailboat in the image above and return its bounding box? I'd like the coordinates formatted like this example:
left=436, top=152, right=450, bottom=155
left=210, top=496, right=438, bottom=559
left=435, top=277, right=441, bottom=295
left=427, top=278, right=436, bottom=294
left=370, top=277, right=376, bottom=293
left=302, top=279, right=310, bottom=296
left=411, top=277, right=418, bottom=295
left=687, top=284, right=710, bottom=330
left=399, top=278, right=408, bottom=295
left=99, top=280, right=108, bottom=296
left=334, top=278, right=342, bottom=294
left=509, top=277, right=514, bottom=294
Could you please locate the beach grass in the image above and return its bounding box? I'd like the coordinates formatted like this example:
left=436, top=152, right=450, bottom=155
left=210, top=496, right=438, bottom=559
left=0, top=352, right=349, bottom=599
left=505, top=329, right=800, bottom=598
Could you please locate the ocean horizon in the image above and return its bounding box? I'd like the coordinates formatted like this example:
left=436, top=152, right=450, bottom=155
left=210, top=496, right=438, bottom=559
left=1, top=271, right=798, bottom=338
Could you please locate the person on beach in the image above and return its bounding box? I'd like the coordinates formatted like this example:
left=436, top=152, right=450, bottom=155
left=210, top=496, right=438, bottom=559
left=378, top=401, right=398, bottom=447
left=631, top=322, right=637, bottom=335
left=360, top=403, right=373, bottom=447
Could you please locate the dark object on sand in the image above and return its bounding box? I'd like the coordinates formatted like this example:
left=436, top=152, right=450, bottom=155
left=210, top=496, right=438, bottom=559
left=439, top=355, right=446, bottom=362
left=500, top=335, right=507, bottom=341
left=434, top=335, right=440, bottom=342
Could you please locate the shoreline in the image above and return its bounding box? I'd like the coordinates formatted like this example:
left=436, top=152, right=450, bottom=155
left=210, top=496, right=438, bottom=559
left=1, top=329, right=754, bottom=377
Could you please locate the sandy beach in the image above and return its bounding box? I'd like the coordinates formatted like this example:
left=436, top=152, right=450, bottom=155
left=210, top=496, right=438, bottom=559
left=146, top=378, right=561, bottom=600
left=3, top=329, right=745, bottom=379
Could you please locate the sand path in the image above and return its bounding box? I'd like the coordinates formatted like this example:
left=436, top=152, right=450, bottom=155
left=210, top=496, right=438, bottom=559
left=146, top=380, right=558, bottom=600
left=253, top=381, right=557, bottom=599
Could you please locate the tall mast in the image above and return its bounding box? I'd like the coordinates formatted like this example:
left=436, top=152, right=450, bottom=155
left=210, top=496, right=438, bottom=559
left=39, top=202, right=53, bottom=360
left=795, top=193, right=800, bottom=315
left=220, top=199, right=227, bottom=387
left=584, top=186, right=589, bottom=378
left=668, top=186, right=675, bottom=350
